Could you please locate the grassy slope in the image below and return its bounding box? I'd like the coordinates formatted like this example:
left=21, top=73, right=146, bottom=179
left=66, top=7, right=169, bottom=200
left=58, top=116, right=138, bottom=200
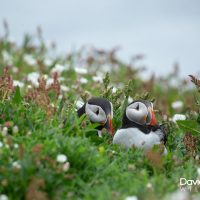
left=0, top=32, right=200, bottom=200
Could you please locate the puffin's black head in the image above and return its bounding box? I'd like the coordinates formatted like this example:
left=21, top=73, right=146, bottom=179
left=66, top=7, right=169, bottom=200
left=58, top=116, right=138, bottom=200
left=122, top=100, right=157, bottom=130
left=77, top=97, right=114, bottom=135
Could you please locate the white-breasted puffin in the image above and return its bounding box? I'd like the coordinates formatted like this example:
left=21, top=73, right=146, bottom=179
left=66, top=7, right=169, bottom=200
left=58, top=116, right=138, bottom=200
left=77, top=97, right=114, bottom=137
left=113, top=100, right=167, bottom=154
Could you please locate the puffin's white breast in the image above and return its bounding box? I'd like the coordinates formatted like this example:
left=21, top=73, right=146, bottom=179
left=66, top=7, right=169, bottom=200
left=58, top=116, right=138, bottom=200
left=113, top=127, right=162, bottom=150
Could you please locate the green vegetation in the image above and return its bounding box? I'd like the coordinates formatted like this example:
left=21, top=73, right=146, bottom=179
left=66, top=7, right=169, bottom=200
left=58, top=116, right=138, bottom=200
left=0, top=25, right=200, bottom=200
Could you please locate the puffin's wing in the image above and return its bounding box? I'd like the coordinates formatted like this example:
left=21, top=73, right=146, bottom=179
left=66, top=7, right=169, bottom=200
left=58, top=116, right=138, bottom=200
left=152, top=124, right=167, bottom=144
left=160, top=124, right=167, bottom=144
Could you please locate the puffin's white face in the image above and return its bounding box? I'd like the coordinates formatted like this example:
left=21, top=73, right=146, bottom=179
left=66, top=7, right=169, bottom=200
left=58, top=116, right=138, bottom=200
left=126, top=102, right=152, bottom=125
left=85, top=103, right=107, bottom=124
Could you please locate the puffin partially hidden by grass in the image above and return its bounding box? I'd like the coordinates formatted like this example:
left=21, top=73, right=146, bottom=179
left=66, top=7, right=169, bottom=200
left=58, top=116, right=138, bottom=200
left=113, top=100, right=167, bottom=154
left=77, top=97, right=114, bottom=137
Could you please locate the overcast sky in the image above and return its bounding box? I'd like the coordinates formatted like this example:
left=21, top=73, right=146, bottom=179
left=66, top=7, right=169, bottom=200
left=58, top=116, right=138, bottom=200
left=0, top=0, right=200, bottom=77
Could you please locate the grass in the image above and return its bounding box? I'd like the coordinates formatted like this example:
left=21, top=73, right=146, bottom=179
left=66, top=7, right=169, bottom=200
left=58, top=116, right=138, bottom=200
left=0, top=25, right=200, bottom=200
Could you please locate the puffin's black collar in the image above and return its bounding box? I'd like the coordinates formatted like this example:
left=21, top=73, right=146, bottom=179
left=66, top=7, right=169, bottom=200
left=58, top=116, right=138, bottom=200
left=121, top=119, right=163, bottom=134
left=121, top=122, right=150, bottom=134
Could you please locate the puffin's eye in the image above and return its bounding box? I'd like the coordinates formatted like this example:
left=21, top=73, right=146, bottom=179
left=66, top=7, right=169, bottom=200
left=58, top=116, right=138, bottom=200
left=136, top=104, right=139, bottom=110
left=95, top=108, right=99, bottom=115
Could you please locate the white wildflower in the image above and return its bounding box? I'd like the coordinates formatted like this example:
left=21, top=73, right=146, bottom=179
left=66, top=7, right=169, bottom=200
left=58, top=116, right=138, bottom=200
left=172, top=114, right=186, bottom=123
left=13, top=80, right=24, bottom=88
left=128, top=96, right=133, bottom=104
left=171, top=101, right=183, bottom=110
left=51, top=103, right=55, bottom=108
left=12, top=126, right=19, bottom=134
left=14, top=143, right=19, bottom=149
left=46, top=78, right=54, bottom=86
left=2, top=127, right=8, bottom=137
left=125, top=196, right=138, bottom=200
left=75, top=100, right=84, bottom=109
left=74, top=67, right=88, bottom=74
left=92, top=76, right=103, bottom=83
left=44, top=58, right=53, bottom=66
left=0, top=194, right=9, bottom=200
left=42, top=74, right=48, bottom=80
left=27, top=72, right=40, bottom=87
left=23, top=54, right=37, bottom=66
left=112, top=87, right=117, bottom=93
left=51, top=64, right=66, bottom=74
left=12, top=161, right=21, bottom=169
left=79, top=77, right=88, bottom=84
left=56, top=154, right=67, bottom=163
left=27, top=131, right=32, bottom=135
left=58, top=95, right=63, bottom=100
left=195, top=155, right=199, bottom=161
left=12, top=67, right=19, bottom=74
left=146, top=182, right=153, bottom=189
left=61, top=85, right=69, bottom=92
left=63, top=162, right=70, bottom=172
left=27, top=85, right=32, bottom=89
left=163, top=114, right=168, bottom=121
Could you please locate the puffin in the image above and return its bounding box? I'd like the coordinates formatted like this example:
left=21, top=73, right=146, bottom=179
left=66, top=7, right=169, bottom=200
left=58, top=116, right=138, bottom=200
left=113, top=100, right=167, bottom=154
left=77, top=97, right=114, bottom=137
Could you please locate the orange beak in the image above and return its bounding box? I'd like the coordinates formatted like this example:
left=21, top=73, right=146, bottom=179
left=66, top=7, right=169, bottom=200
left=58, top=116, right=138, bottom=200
left=107, top=114, right=115, bottom=136
left=150, top=109, right=157, bottom=126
